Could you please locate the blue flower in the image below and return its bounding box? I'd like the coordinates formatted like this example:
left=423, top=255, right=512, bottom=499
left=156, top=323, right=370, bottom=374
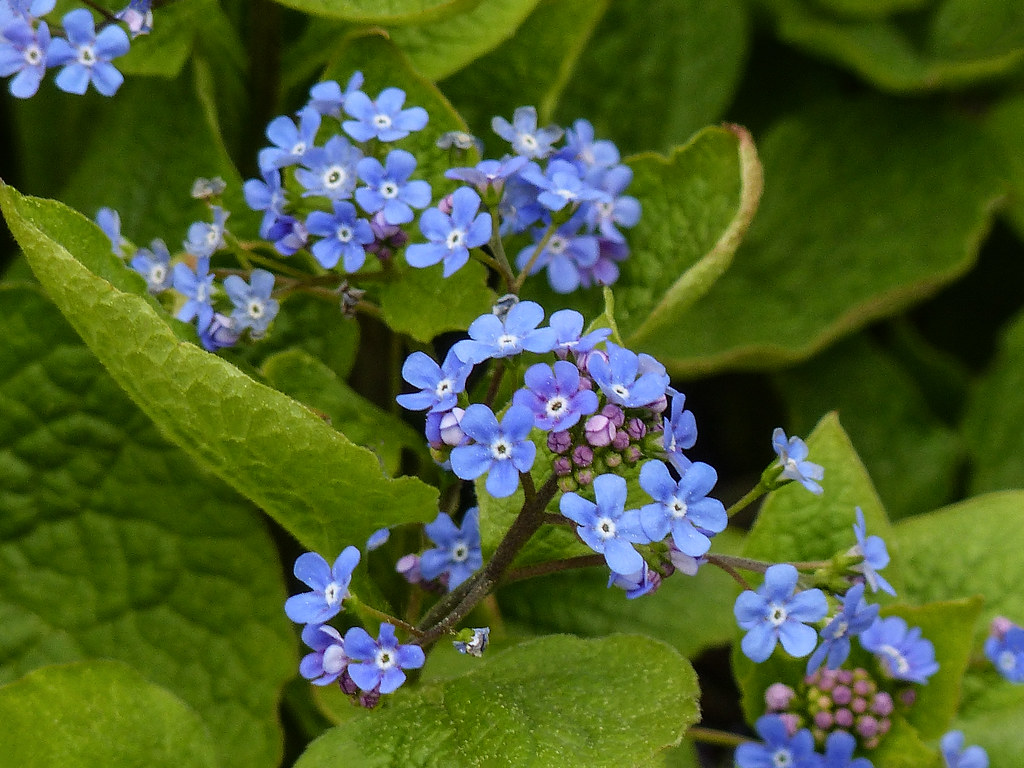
left=452, top=299, right=558, bottom=365
left=860, top=616, right=938, bottom=684
left=772, top=428, right=824, bottom=495
left=662, top=388, right=697, bottom=473
left=47, top=9, right=129, bottom=96
left=519, top=158, right=604, bottom=212
left=223, top=268, right=278, bottom=336
left=243, top=168, right=287, bottom=238
left=266, top=215, right=309, bottom=256
left=512, top=360, right=598, bottom=432
left=295, top=134, right=362, bottom=201
left=396, top=348, right=473, bottom=414
left=198, top=313, right=239, bottom=352
left=940, top=731, right=988, bottom=768
left=366, top=527, right=390, bottom=551
left=583, top=164, right=641, bottom=242
left=515, top=217, right=600, bottom=294
left=734, top=563, right=828, bottom=663
left=607, top=562, right=660, bottom=599
left=284, top=547, right=361, bottom=625
left=638, top=460, right=727, bottom=557
left=449, top=404, right=536, bottom=498
left=115, top=0, right=153, bottom=38
left=498, top=174, right=547, bottom=235
left=94, top=206, right=125, bottom=254
left=851, top=507, right=896, bottom=596
left=735, top=715, right=823, bottom=768
left=306, top=201, right=374, bottom=271
left=806, top=583, right=880, bottom=674
left=421, top=508, right=482, bottom=590
left=258, top=106, right=321, bottom=172
left=355, top=149, right=431, bottom=225
left=343, top=86, right=428, bottom=142
left=406, top=186, right=492, bottom=277
left=4, top=0, right=56, bottom=23
left=184, top=206, right=229, bottom=258
left=130, top=239, right=172, bottom=293
left=299, top=623, right=349, bottom=686
left=453, top=627, right=490, bottom=657
left=587, top=342, right=670, bottom=408
left=984, top=617, right=1024, bottom=682
left=343, top=622, right=425, bottom=694
left=492, top=105, right=563, bottom=159
left=307, top=71, right=362, bottom=117
left=547, top=308, right=611, bottom=357
left=172, top=256, right=215, bottom=334
left=446, top=156, right=529, bottom=197
left=556, top=119, right=620, bottom=171
left=822, top=730, right=872, bottom=768
left=560, top=473, right=649, bottom=576
left=0, top=18, right=49, bottom=98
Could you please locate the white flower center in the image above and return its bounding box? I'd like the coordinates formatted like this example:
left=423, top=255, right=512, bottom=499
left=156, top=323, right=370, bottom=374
left=375, top=648, right=396, bottom=671
left=323, top=581, right=342, bottom=606
left=548, top=235, right=568, bottom=255
left=772, top=749, right=793, bottom=768
left=767, top=602, right=788, bottom=627
left=204, top=228, right=220, bottom=247
left=1000, top=650, right=1017, bottom=672
left=336, top=224, right=353, bottom=243
left=612, top=384, right=630, bottom=400
left=435, top=378, right=453, bottom=398
left=195, top=282, right=208, bottom=303
left=381, top=181, right=399, bottom=199
left=247, top=299, right=265, bottom=319
left=77, top=45, right=96, bottom=66
left=373, top=113, right=392, bottom=130
left=323, top=165, right=347, bottom=189
left=497, top=333, right=518, bottom=351
left=545, top=396, right=569, bottom=419
left=879, top=644, right=910, bottom=676
left=669, top=497, right=687, bottom=519
left=596, top=201, right=614, bottom=218
left=291, top=141, right=307, bottom=156
left=596, top=516, right=616, bottom=540
left=451, top=541, right=469, bottom=563
left=519, top=133, right=538, bottom=151
left=24, top=44, right=42, bottom=66
left=490, top=437, right=513, bottom=461
left=149, top=264, right=166, bottom=286
left=832, top=619, right=849, bottom=637
left=445, top=228, right=466, bottom=250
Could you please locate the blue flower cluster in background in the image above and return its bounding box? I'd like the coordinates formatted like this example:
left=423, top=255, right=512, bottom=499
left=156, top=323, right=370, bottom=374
left=0, top=0, right=148, bottom=98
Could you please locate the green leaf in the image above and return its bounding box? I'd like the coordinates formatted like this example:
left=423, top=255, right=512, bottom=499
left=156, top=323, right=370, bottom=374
left=269, top=0, right=476, bottom=24
left=498, top=529, right=746, bottom=660
left=391, top=0, right=544, bottom=82
left=439, top=0, right=607, bottom=128
left=953, top=671, right=1024, bottom=766
left=518, top=125, right=762, bottom=362
left=810, top=0, right=932, bottom=17
left=294, top=635, right=699, bottom=768
left=0, top=661, right=219, bottom=767
left=261, top=348, right=428, bottom=475
left=963, top=309, right=1024, bottom=494
left=655, top=98, right=1004, bottom=375
left=985, top=94, right=1024, bottom=239
left=868, top=714, right=942, bottom=768
left=0, top=285, right=294, bottom=768
left=0, top=184, right=438, bottom=556
left=890, top=491, right=1024, bottom=624
left=556, top=0, right=750, bottom=154
left=760, top=0, right=1024, bottom=92
left=115, top=0, right=212, bottom=77
left=775, top=333, right=962, bottom=519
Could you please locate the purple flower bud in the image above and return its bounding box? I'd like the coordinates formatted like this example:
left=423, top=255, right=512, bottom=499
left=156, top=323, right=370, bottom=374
left=765, top=683, right=796, bottom=711
left=572, top=445, right=594, bottom=466
left=396, top=553, right=422, bottom=584
left=575, top=468, right=594, bottom=486
left=778, top=714, right=800, bottom=738
left=646, top=393, right=668, bottom=414
left=899, top=688, right=916, bottom=707
left=199, top=313, right=240, bottom=351
left=625, top=417, right=647, bottom=440
left=553, top=456, right=572, bottom=476
left=611, top=431, right=630, bottom=450
left=872, top=692, right=894, bottom=716
left=853, top=679, right=872, bottom=696
left=577, top=375, right=594, bottom=391
left=585, top=414, right=616, bottom=447
left=548, top=430, right=572, bottom=454
left=992, top=615, right=1014, bottom=640
left=601, top=403, right=625, bottom=427
left=856, top=715, right=879, bottom=739
left=668, top=545, right=702, bottom=575
left=813, top=711, right=833, bottom=730
left=359, top=689, right=381, bottom=709
left=438, top=193, right=454, bottom=215
left=835, top=708, right=854, bottom=728
left=833, top=685, right=852, bottom=706
left=439, top=407, right=468, bottom=446
left=852, top=697, right=867, bottom=714
left=624, top=444, right=642, bottom=464
left=339, top=670, right=359, bottom=695
left=836, top=669, right=854, bottom=685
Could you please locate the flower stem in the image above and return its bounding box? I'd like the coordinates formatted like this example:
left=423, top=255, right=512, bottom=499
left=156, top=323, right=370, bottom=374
left=727, top=482, right=767, bottom=518
left=348, top=597, right=425, bottom=638
left=503, top=554, right=606, bottom=584
left=487, top=207, right=516, bottom=293
left=686, top=726, right=750, bottom=748
left=512, top=221, right=557, bottom=294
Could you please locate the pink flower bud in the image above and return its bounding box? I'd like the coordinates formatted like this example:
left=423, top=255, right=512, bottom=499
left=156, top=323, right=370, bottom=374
left=553, top=456, right=572, bottom=476
left=601, top=403, right=625, bottom=427
left=440, top=407, right=468, bottom=446
left=585, top=414, right=616, bottom=447
left=765, top=683, right=795, bottom=711
left=548, top=430, right=572, bottom=454
left=572, top=445, right=594, bottom=467
left=834, top=708, right=854, bottom=728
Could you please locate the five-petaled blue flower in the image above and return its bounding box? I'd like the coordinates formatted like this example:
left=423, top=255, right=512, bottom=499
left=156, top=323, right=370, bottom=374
left=557, top=119, right=620, bottom=171
left=295, top=134, right=362, bottom=200
left=299, top=623, right=349, bottom=686
left=284, top=547, right=361, bottom=625
left=47, top=8, right=129, bottom=96
left=638, top=459, right=727, bottom=557
left=406, top=186, right=492, bottom=277
left=172, top=256, right=215, bottom=334
left=519, top=159, right=604, bottom=212
left=452, top=299, right=558, bottom=365
left=343, top=86, right=428, bottom=142
left=342, top=622, right=425, bottom=694
left=446, top=156, right=529, bottom=197
left=396, top=348, right=473, bottom=414
left=584, top=164, right=641, bottom=242
left=734, top=563, right=828, bottom=663
left=560, top=473, right=649, bottom=576
left=805, top=582, right=879, bottom=674
left=184, top=205, right=229, bottom=259
left=984, top=617, right=1024, bottom=683
left=771, top=427, right=825, bottom=495
left=587, top=341, right=670, bottom=408
left=306, top=200, right=374, bottom=271
left=940, top=731, right=988, bottom=768
left=516, top=217, right=600, bottom=294
left=307, top=72, right=363, bottom=117
left=258, top=106, right=321, bottom=171
left=243, top=168, right=287, bottom=239
left=548, top=308, right=611, bottom=357
left=860, top=615, right=938, bottom=684
left=130, top=238, right=172, bottom=293
left=449, top=404, right=537, bottom=498
left=822, top=730, right=873, bottom=768
left=0, top=18, right=49, bottom=98
left=492, top=105, right=563, bottom=159
left=512, top=359, right=598, bottom=432
left=355, top=149, right=431, bottom=225
left=851, top=507, right=896, bottom=596
left=223, top=268, right=279, bottom=336
left=734, top=714, right=822, bottom=768
left=420, top=507, right=482, bottom=590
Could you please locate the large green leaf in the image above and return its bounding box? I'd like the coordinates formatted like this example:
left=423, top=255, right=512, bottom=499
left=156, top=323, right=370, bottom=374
left=962, top=309, right=1024, bottom=494
left=391, top=0, right=544, bottom=82
left=269, top=0, right=476, bottom=24
left=0, top=184, right=438, bottom=556
left=294, top=634, right=699, bottom=767
left=115, top=0, right=215, bottom=77
left=440, top=0, right=608, bottom=131
left=775, top=334, right=962, bottom=519
left=953, top=672, right=1024, bottom=766
left=0, top=285, right=294, bottom=768
left=656, top=98, right=1005, bottom=375
left=760, top=0, right=1024, bottom=92
left=0, top=661, right=219, bottom=767
left=556, top=0, right=750, bottom=154
left=985, top=94, right=1024, bottom=239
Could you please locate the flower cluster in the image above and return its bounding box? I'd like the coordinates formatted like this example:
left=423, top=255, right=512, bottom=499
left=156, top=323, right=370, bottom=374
left=396, top=508, right=484, bottom=592
left=0, top=1, right=147, bottom=98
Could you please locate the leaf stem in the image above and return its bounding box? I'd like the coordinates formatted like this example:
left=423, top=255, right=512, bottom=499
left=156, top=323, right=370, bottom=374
left=503, top=554, right=606, bottom=584
left=512, top=220, right=557, bottom=294
left=686, top=726, right=750, bottom=748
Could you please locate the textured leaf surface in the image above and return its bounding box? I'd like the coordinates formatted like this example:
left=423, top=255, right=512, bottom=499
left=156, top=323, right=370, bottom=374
left=556, top=0, right=749, bottom=153
left=953, top=673, right=1024, bottom=767
left=775, top=334, right=962, bottom=518
left=658, top=98, right=1004, bottom=375
left=761, top=0, right=1024, bottom=92
left=0, top=661, right=219, bottom=768
left=270, top=0, right=474, bottom=23
left=0, top=185, right=438, bottom=556
left=294, top=635, right=699, bottom=768
left=962, top=309, right=1024, bottom=494
left=0, top=285, right=294, bottom=767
